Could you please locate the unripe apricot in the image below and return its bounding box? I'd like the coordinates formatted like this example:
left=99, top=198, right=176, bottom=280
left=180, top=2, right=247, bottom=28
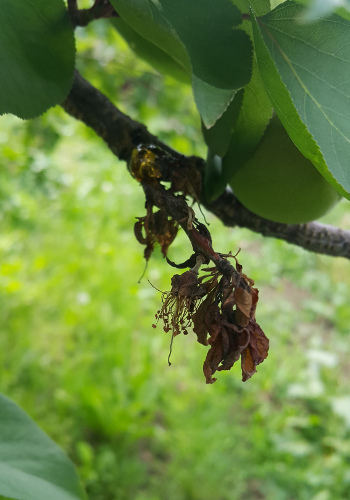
left=229, top=115, right=341, bottom=224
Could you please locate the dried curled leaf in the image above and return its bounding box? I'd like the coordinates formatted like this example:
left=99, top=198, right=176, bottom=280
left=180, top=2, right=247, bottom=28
left=202, top=304, right=222, bottom=384
left=198, top=257, right=268, bottom=383
left=234, top=286, right=252, bottom=327
left=192, top=293, right=216, bottom=346
left=241, top=322, right=269, bottom=382
left=134, top=205, right=178, bottom=261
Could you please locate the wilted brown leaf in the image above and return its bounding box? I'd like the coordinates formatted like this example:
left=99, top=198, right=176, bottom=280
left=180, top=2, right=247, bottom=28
left=153, top=210, right=178, bottom=257
left=221, top=279, right=235, bottom=319
left=249, top=286, right=259, bottom=321
left=241, top=348, right=256, bottom=382
left=234, top=286, right=252, bottom=327
left=134, top=217, right=147, bottom=244
left=193, top=292, right=217, bottom=346
left=152, top=246, right=269, bottom=384
left=202, top=305, right=222, bottom=384
left=203, top=338, right=222, bottom=384
left=218, top=324, right=250, bottom=372
left=134, top=215, right=155, bottom=262
left=241, top=321, right=269, bottom=382
left=134, top=206, right=178, bottom=262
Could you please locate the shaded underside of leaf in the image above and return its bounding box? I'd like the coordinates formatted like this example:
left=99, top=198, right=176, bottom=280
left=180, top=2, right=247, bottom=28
left=192, top=78, right=239, bottom=129
left=202, top=90, right=244, bottom=157
left=0, top=0, right=75, bottom=119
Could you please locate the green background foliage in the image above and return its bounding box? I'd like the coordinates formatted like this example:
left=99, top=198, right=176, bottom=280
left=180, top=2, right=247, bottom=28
left=1, top=17, right=350, bottom=499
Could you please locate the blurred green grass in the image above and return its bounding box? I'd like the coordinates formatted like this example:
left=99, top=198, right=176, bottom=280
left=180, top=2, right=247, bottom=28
left=1, top=20, right=350, bottom=500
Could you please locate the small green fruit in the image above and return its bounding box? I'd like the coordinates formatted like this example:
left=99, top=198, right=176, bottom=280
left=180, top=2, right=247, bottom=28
left=229, top=115, right=341, bottom=224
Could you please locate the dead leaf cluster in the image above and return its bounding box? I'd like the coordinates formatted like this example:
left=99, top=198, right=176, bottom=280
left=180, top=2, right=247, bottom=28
left=154, top=255, right=269, bottom=384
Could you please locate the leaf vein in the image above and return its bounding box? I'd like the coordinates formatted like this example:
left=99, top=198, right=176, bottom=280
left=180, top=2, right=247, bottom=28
left=261, top=25, right=350, bottom=63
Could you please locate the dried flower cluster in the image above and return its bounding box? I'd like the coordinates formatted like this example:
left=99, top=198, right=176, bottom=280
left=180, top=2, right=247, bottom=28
left=130, top=144, right=268, bottom=384
left=153, top=254, right=269, bottom=384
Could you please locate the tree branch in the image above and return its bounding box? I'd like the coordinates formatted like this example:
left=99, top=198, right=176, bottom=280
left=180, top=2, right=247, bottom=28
left=61, top=71, right=350, bottom=260
left=67, top=0, right=118, bottom=28
left=209, top=189, right=350, bottom=258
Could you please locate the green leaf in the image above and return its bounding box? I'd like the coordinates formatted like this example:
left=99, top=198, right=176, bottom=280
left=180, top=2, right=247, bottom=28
left=334, top=5, right=350, bottom=22
left=334, top=2, right=350, bottom=21
left=0, top=394, right=86, bottom=500
left=233, top=0, right=271, bottom=16
left=203, top=150, right=227, bottom=202
left=0, top=0, right=75, bottom=120
left=201, top=90, right=244, bottom=157
left=222, top=58, right=273, bottom=182
left=222, top=4, right=273, bottom=183
left=110, top=0, right=253, bottom=126
left=251, top=1, right=350, bottom=197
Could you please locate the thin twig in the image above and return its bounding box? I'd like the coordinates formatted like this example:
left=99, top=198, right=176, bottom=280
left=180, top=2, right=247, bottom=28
left=67, top=0, right=118, bottom=28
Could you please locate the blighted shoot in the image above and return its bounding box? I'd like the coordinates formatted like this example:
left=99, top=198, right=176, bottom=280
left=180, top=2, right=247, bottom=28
left=130, top=143, right=269, bottom=384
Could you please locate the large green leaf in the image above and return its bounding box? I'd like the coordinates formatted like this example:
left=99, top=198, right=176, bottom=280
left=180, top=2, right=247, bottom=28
left=222, top=56, right=273, bottom=182
left=0, top=394, right=86, bottom=500
left=202, top=0, right=272, bottom=193
left=0, top=0, right=75, bottom=119
left=251, top=1, right=350, bottom=197
left=222, top=1, right=273, bottom=182
left=110, top=0, right=252, bottom=127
